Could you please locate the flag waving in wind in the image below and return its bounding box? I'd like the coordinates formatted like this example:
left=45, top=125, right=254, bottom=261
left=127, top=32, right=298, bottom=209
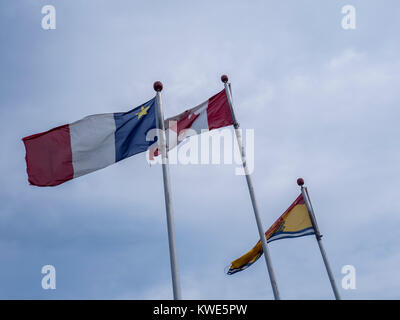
left=22, top=98, right=158, bottom=186
left=150, top=89, right=233, bottom=158
left=227, top=194, right=315, bottom=275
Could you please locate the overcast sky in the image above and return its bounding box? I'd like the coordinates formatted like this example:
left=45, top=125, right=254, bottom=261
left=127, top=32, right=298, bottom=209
left=0, top=0, right=399, bottom=299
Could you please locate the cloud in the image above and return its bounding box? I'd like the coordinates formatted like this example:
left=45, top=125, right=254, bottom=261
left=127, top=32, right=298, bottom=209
left=1, top=0, right=400, bottom=299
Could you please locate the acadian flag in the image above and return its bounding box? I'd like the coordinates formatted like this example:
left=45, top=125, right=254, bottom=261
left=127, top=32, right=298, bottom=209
left=227, top=194, right=315, bottom=275
left=150, top=89, right=233, bottom=158
left=22, top=98, right=158, bottom=187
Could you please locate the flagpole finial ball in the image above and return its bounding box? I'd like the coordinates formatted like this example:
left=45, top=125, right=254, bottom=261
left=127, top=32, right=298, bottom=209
left=221, top=75, right=229, bottom=83
left=153, top=81, right=163, bottom=92
left=297, top=178, right=304, bottom=186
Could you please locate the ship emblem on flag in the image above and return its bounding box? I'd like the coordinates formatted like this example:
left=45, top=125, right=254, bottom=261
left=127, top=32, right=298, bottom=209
left=227, top=194, right=315, bottom=275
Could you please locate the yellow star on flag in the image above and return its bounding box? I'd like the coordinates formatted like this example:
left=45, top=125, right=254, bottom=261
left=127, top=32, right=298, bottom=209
left=136, top=105, right=150, bottom=119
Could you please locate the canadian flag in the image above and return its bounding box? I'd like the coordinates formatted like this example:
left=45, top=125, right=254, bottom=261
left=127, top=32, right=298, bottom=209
left=150, top=89, right=233, bottom=159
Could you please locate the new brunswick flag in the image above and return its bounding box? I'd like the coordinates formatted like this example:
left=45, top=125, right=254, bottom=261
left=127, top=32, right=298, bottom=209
left=227, top=194, right=315, bottom=275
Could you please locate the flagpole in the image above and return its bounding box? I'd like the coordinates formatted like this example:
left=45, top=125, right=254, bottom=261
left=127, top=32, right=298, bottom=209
left=297, top=178, right=341, bottom=300
left=221, top=75, right=280, bottom=300
left=154, top=81, right=182, bottom=300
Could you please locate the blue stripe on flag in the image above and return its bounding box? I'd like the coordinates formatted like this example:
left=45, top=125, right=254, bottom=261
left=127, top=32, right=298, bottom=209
left=267, top=227, right=315, bottom=243
left=114, top=97, right=158, bottom=162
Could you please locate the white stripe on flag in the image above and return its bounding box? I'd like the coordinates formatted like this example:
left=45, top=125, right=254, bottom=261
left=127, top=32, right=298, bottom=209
left=268, top=229, right=314, bottom=242
left=69, top=113, right=116, bottom=178
left=190, top=100, right=209, bottom=133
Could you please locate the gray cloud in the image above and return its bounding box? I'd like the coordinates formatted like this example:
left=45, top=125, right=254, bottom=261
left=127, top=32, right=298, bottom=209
left=0, top=0, right=399, bottom=299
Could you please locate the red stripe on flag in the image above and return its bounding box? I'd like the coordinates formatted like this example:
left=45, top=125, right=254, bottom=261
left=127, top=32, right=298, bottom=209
left=206, top=89, right=233, bottom=130
left=22, top=124, right=74, bottom=187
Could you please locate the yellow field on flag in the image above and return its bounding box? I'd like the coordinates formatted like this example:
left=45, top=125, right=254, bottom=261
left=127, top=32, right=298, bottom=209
left=227, top=194, right=315, bottom=275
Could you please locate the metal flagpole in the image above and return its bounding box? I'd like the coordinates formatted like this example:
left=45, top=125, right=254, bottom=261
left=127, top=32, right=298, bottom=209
left=221, top=75, right=281, bottom=300
left=154, top=81, right=182, bottom=300
left=297, top=178, right=341, bottom=300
